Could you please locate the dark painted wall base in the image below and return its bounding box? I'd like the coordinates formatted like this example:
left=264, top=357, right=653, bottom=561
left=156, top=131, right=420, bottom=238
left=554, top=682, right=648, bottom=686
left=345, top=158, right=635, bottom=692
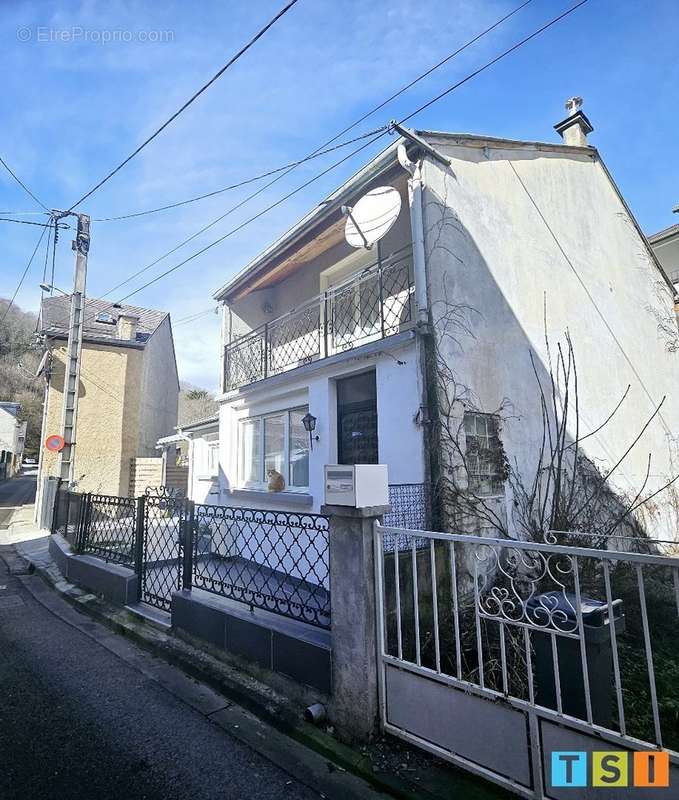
left=172, top=588, right=331, bottom=695
left=48, top=534, right=139, bottom=606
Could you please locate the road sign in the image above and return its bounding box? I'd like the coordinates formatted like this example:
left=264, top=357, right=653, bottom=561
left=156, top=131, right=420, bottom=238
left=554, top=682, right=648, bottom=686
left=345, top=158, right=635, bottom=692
left=45, top=434, right=65, bottom=453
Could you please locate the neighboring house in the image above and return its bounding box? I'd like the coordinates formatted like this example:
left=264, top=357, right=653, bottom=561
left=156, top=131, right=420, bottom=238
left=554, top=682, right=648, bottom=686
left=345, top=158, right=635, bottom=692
left=158, top=414, right=219, bottom=504
left=38, top=296, right=179, bottom=496
left=0, top=402, right=27, bottom=480
left=648, top=219, right=679, bottom=289
left=211, top=101, right=679, bottom=539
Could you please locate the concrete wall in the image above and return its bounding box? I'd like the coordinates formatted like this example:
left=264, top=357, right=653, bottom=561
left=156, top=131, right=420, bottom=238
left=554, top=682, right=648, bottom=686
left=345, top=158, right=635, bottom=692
left=422, top=137, right=679, bottom=539
left=138, top=316, right=179, bottom=455
left=42, top=341, right=144, bottom=496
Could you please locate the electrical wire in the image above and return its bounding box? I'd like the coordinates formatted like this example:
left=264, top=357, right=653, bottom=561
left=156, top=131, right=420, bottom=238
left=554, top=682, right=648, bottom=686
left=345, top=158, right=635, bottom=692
left=66, top=0, right=301, bottom=212
left=398, top=0, right=589, bottom=126
left=173, top=308, right=219, bottom=325
left=76, top=0, right=539, bottom=325
left=108, top=0, right=592, bottom=308
left=0, top=222, right=50, bottom=327
left=0, top=216, right=67, bottom=229
left=93, top=127, right=389, bottom=222
left=92, top=0, right=532, bottom=225
left=0, top=154, right=50, bottom=212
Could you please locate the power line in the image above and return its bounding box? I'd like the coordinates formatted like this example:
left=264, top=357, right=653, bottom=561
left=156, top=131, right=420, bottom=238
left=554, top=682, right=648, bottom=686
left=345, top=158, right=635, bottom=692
left=174, top=307, right=219, bottom=325
left=109, top=0, right=592, bottom=308
left=78, top=1, right=536, bottom=323
left=399, top=0, right=590, bottom=125
left=93, top=127, right=388, bottom=222
left=0, top=222, right=50, bottom=326
left=91, top=0, right=532, bottom=226
left=0, top=154, right=50, bottom=212
left=0, top=216, right=68, bottom=229
left=66, top=0, right=301, bottom=212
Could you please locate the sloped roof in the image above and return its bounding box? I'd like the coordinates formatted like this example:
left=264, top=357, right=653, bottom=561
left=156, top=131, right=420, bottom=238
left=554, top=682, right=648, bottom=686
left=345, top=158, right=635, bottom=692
left=212, top=129, right=594, bottom=303
left=181, top=413, right=219, bottom=431
left=41, top=295, right=168, bottom=345
left=648, top=223, right=679, bottom=244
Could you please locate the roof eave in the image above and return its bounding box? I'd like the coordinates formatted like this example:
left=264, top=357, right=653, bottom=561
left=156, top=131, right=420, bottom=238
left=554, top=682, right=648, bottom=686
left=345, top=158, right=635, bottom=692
left=212, top=137, right=407, bottom=302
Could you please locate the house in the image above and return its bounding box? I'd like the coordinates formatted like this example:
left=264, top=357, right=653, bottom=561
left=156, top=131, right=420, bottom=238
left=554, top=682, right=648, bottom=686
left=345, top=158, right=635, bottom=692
left=0, top=402, right=27, bottom=480
left=38, top=296, right=179, bottom=496
left=158, top=415, right=219, bottom=504
left=648, top=217, right=679, bottom=289
left=208, top=100, right=679, bottom=540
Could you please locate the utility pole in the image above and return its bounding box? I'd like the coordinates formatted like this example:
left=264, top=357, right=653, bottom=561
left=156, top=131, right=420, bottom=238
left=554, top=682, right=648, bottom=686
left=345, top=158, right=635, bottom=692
left=57, top=213, right=90, bottom=484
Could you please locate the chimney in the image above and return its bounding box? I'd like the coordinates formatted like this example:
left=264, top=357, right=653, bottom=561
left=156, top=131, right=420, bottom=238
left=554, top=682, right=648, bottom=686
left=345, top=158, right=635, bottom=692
left=116, top=312, right=139, bottom=341
left=554, top=96, right=593, bottom=147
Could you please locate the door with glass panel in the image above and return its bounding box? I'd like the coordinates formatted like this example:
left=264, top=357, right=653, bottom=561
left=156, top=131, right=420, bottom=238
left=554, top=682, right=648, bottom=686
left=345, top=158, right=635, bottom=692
left=336, top=372, right=378, bottom=465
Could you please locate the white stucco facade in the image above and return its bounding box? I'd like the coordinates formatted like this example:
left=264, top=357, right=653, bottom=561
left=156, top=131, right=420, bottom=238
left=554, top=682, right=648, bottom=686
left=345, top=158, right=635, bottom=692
left=211, top=121, right=679, bottom=540
left=211, top=335, right=424, bottom=514
left=421, top=134, right=679, bottom=538
left=0, top=402, right=26, bottom=479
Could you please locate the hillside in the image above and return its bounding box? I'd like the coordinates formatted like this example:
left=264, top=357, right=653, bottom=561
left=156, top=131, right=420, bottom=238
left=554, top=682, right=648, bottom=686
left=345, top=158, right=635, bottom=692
left=0, top=299, right=43, bottom=457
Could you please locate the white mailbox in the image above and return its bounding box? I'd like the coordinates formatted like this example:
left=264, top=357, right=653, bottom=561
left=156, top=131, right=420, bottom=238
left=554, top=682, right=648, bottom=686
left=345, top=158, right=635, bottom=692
left=324, top=464, right=389, bottom=508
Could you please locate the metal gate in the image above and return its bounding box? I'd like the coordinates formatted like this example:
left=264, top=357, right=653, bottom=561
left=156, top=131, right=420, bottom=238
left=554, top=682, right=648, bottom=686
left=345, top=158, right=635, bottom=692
left=138, top=486, right=189, bottom=611
left=374, top=523, right=679, bottom=799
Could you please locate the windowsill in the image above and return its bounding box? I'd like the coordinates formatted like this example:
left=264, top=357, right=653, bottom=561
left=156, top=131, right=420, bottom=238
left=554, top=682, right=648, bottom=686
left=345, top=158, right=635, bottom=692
left=196, top=474, right=219, bottom=481
left=227, top=488, right=313, bottom=507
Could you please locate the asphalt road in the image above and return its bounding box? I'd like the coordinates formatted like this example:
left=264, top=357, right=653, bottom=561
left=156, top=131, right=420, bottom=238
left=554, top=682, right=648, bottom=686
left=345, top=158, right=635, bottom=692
left=0, top=471, right=37, bottom=510
left=0, top=555, right=320, bottom=800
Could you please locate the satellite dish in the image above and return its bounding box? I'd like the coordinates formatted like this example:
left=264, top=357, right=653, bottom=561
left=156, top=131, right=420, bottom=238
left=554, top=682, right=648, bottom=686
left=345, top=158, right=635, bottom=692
left=343, top=186, right=402, bottom=249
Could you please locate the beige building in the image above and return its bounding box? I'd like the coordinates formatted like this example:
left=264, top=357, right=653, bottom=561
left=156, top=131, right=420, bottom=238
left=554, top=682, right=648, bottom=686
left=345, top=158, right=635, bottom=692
left=38, top=296, right=179, bottom=496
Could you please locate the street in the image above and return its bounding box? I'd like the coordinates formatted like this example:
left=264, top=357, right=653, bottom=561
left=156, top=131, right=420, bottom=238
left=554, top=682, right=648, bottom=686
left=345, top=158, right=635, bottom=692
left=0, top=554, right=320, bottom=800
left=0, top=471, right=37, bottom=529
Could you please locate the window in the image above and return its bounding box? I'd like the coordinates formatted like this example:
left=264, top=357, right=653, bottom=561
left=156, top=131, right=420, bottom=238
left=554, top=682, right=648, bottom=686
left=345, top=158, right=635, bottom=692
left=239, top=406, right=309, bottom=491
left=207, top=442, right=219, bottom=477
left=463, top=412, right=505, bottom=496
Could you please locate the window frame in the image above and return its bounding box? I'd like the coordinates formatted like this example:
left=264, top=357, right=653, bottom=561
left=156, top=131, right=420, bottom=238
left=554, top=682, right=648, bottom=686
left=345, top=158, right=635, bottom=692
left=238, top=405, right=309, bottom=492
left=463, top=411, right=505, bottom=497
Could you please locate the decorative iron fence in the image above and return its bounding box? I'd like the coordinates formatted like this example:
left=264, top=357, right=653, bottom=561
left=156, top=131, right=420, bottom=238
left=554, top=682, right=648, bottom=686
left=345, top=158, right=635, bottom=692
left=374, top=522, right=679, bottom=796
left=192, top=504, right=330, bottom=628
left=50, top=487, right=331, bottom=627
left=223, top=246, right=414, bottom=391
left=139, top=486, right=187, bottom=612
left=80, top=493, right=137, bottom=566
left=51, top=484, right=85, bottom=548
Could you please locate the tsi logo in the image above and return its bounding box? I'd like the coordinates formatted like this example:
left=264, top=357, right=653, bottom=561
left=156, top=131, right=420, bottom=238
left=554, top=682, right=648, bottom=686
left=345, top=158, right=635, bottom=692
left=551, top=750, right=670, bottom=788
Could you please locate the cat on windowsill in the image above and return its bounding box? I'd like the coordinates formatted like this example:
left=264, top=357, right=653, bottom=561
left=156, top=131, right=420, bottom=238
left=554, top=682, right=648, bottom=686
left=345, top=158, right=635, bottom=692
left=267, top=469, right=286, bottom=492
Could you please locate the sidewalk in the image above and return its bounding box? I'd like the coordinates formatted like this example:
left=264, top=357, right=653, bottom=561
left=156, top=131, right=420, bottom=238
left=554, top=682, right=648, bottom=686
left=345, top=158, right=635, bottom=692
left=9, top=530, right=510, bottom=800
left=0, top=503, right=42, bottom=544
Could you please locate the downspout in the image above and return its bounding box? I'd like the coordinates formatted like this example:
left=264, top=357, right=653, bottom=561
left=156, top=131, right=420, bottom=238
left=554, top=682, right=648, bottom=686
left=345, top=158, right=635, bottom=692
left=398, top=143, right=441, bottom=529
left=398, top=144, right=428, bottom=326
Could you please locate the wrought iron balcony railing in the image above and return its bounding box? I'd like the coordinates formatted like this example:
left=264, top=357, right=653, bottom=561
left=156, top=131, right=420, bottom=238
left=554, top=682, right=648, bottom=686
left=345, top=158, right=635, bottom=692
left=223, top=247, right=415, bottom=392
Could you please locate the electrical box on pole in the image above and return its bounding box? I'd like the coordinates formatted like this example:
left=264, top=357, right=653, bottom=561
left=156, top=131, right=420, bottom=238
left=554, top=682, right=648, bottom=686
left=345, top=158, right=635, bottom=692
left=57, top=213, right=90, bottom=483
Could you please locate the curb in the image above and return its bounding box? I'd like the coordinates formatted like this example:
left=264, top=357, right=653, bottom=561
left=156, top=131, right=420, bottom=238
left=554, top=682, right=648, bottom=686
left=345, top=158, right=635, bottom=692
left=12, top=541, right=510, bottom=800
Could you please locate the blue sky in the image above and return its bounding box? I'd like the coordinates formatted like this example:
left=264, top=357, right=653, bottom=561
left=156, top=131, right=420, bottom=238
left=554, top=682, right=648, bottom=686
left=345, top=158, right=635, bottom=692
left=1, top=0, right=677, bottom=389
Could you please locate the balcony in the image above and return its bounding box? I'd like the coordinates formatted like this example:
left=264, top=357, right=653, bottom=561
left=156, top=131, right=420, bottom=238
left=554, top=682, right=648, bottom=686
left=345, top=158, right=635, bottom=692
left=223, top=247, right=415, bottom=392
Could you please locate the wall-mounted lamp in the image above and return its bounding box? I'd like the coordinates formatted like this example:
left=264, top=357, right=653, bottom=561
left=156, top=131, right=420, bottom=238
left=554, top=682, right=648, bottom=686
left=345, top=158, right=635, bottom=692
left=302, top=412, right=319, bottom=451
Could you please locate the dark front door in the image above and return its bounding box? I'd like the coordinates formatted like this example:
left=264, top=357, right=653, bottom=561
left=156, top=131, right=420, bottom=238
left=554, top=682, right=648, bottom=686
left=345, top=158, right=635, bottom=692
left=337, top=371, right=378, bottom=464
